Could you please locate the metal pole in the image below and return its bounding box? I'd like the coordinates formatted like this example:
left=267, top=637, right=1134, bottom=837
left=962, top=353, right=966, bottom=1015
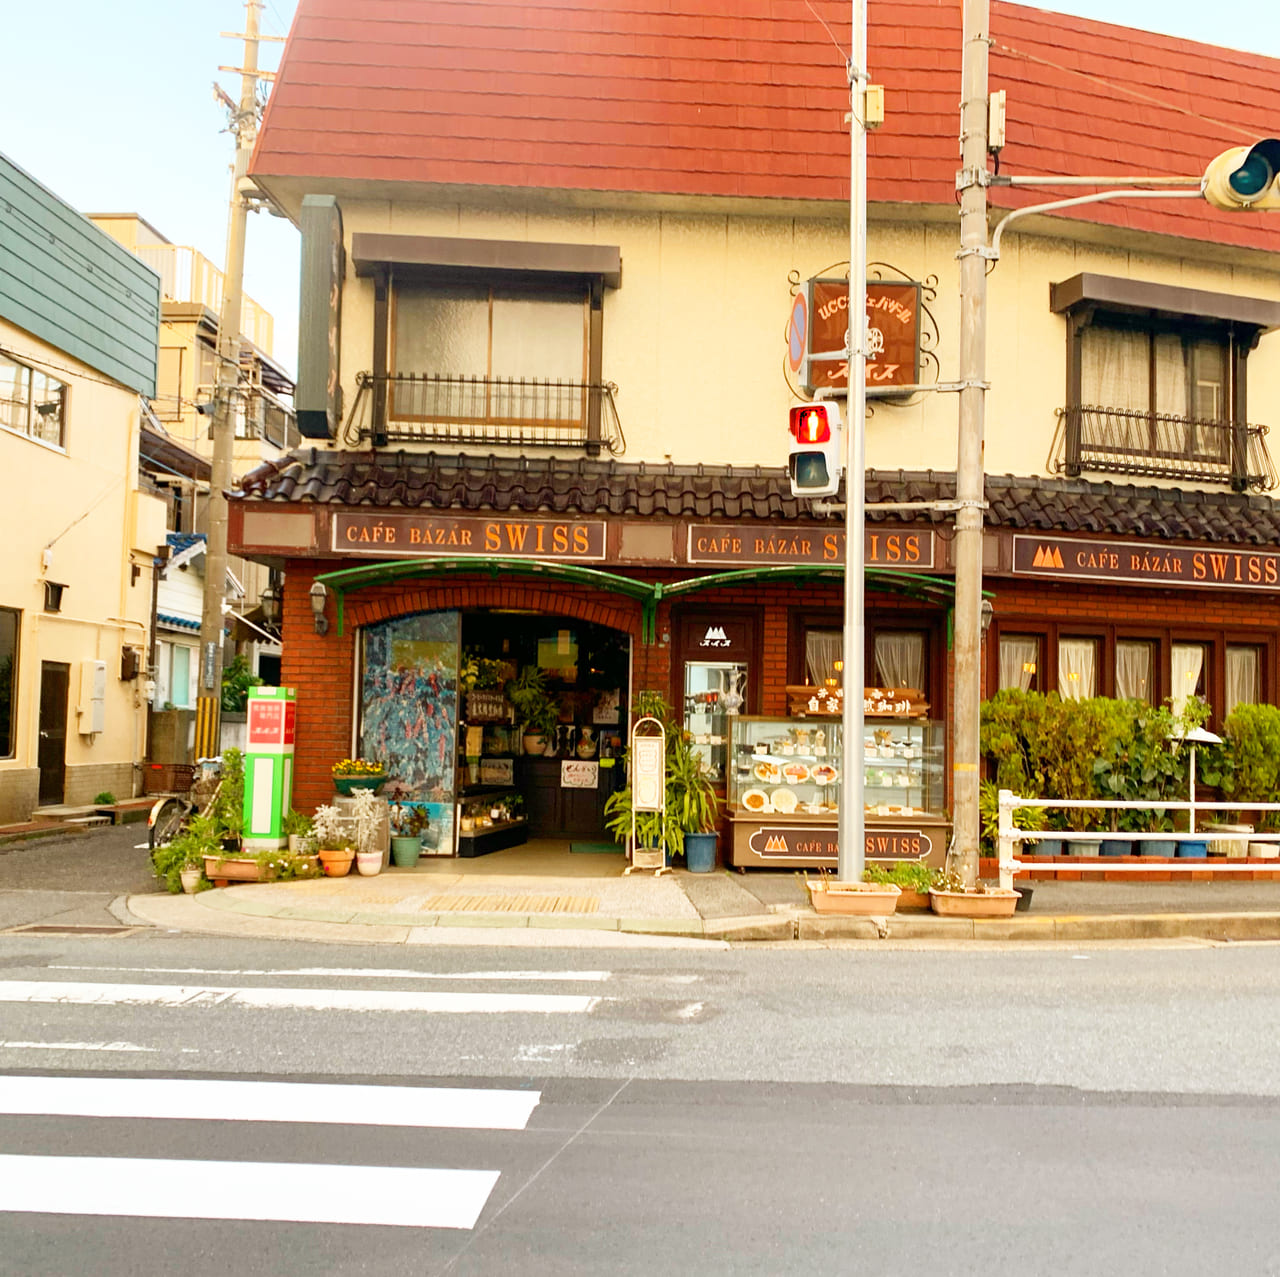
left=837, top=0, right=868, bottom=882
left=195, top=0, right=263, bottom=760
left=950, top=0, right=991, bottom=886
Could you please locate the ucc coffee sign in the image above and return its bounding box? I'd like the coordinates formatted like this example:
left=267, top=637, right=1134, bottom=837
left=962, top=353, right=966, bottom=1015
left=795, top=276, right=922, bottom=395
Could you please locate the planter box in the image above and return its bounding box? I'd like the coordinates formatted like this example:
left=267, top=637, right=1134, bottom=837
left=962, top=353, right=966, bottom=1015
left=929, top=888, right=1020, bottom=918
left=203, top=855, right=269, bottom=884
left=807, top=881, right=900, bottom=915
left=895, top=887, right=932, bottom=911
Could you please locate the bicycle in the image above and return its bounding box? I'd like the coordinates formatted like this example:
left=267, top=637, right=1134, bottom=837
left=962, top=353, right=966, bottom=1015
left=147, top=757, right=223, bottom=850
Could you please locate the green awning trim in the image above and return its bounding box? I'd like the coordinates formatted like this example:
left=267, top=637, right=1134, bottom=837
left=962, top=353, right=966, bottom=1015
left=313, top=558, right=991, bottom=643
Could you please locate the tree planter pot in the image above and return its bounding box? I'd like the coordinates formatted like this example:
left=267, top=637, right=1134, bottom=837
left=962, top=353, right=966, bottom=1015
left=1066, top=839, right=1103, bottom=857
left=807, top=881, right=900, bottom=915
left=318, top=848, right=355, bottom=877
left=390, top=836, right=421, bottom=868
left=1031, top=838, right=1063, bottom=857
left=1176, top=839, right=1209, bottom=858
left=1142, top=839, right=1178, bottom=857
left=521, top=733, right=548, bottom=757
left=333, top=775, right=386, bottom=797
left=929, top=888, right=1020, bottom=918
left=355, top=850, right=382, bottom=876
left=683, top=832, right=718, bottom=874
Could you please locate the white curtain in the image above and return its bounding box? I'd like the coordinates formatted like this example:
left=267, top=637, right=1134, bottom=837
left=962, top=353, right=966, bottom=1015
left=1226, top=646, right=1261, bottom=717
left=805, top=630, right=843, bottom=686
left=1058, top=638, right=1097, bottom=701
left=1170, top=642, right=1205, bottom=718
left=1115, top=640, right=1154, bottom=702
left=874, top=632, right=925, bottom=691
left=999, top=636, right=1038, bottom=693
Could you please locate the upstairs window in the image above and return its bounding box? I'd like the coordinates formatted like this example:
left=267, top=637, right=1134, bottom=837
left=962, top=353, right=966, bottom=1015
left=0, top=353, right=67, bottom=448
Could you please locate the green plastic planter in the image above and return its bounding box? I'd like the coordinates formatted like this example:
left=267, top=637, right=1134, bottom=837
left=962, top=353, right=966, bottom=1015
left=390, top=836, right=421, bottom=867
left=334, top=775, right=386, bottom=796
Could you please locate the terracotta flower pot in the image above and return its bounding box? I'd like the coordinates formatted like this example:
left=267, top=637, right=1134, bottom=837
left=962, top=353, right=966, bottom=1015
left=929, top=888, right=1020, bottom=918
left=318, top=847, right=355, bottom=877
left=807, top=880, right=900, bottom=915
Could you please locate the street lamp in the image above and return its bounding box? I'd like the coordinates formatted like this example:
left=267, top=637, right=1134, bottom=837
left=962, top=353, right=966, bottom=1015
left=309, top=581, right=329, bottom=635
left=259, top=582, right=281, bottom=627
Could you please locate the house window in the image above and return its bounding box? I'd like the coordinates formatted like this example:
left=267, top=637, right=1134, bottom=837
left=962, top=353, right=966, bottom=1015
left=999, top=634, right=1041, bottom=692
left=392, top=281, right=588, bottom=428
left=0, top=353, right=67, bottom=447
left=873, top=631, right=926, bottom=690
left=1226, top=645, right=1262, bottom=716
left=0, top=607, right=17, bottom=757
left=1171, top=641, right=1209, bottom=717
left=1058, top=637, right=1099, bottom=700
left=1115, top=639, right=1156, bottom=703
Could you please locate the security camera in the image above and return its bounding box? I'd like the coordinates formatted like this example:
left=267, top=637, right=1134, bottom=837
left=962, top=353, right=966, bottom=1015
left=195, top=401, right=216, bottom=416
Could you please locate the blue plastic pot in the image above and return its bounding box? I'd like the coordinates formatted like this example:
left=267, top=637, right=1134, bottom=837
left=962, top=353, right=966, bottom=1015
left=683, top=832, right=718, bottom=874
left=1103, top=839, right=1131, bottom=857
left=1176, top=839, right=1209, bottom=858
left=1032, top=838, right=1063, bottom=857
left=1142, top=839, right=1177, bottom=857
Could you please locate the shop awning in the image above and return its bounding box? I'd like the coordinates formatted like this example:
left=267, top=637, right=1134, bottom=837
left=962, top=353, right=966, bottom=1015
left=313, top=558, right=986, bottom=644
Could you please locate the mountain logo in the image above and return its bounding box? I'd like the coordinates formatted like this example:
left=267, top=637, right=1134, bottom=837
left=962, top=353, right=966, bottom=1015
left=699, top=625, right=731, bottom=647
left=1031, top=544, right=1065, bottom=569
left=763, top=834, right=789, bottom=853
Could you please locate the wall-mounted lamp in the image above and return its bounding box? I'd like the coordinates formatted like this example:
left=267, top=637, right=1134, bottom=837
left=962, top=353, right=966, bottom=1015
left=259, top=583, right=281, bottom=626
left=980, top=599, right=995, bottom=635
left=309, top=581, right=329, bottom=635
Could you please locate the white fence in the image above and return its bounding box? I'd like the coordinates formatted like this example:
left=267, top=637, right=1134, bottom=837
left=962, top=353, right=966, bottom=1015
left=996, top=790, right=1280, bottom=890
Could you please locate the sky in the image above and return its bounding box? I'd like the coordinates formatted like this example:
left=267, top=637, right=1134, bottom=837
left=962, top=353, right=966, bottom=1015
left=2, top=0, right=1277, bottom=384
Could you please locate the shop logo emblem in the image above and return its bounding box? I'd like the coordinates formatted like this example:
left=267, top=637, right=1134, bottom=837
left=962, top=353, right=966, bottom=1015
left=763, top=834, right=789, bottom=853
left=1031, top=544, right=1065, bottom=569
left=699, top=626, right=731, bottom=647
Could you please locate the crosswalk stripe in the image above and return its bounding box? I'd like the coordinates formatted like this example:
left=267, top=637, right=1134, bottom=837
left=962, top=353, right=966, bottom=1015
left=0, top=1155, right=500, bottom=1229
left=52, top=965, right=613, bottom=982
left=0, top=981, right=600, bottom=1015
left=0, top=1076, right=541, bottom=1130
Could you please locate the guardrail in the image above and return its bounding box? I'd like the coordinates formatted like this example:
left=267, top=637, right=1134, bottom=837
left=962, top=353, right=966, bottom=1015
left=995, top=790, right=1280, bottom=889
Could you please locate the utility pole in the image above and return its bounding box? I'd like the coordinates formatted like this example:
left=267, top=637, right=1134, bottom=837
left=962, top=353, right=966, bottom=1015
left=836, top=0, right=869, bottom=882
left=950, top=0, right=991, bottom=885
left=195, top=0, right=266, bottom=760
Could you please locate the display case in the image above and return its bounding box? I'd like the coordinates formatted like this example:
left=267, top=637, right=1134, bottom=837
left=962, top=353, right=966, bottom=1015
left=456, top=787, right=527, bottom=857
left=725, top=715, right=949, bottom=869
left=683, top=660, right=747, bottom=782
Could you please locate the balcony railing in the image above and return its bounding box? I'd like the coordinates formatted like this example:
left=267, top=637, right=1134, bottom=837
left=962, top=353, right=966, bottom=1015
left=1051, top=405, right=1276, bottom=492
left=339, top=372, right=626, bottom=455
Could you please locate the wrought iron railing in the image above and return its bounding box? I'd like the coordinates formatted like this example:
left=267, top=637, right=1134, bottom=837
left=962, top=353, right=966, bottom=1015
left=1050, top=405, right=1276, bottom=491
left=340, top=372, right=625, bottom=455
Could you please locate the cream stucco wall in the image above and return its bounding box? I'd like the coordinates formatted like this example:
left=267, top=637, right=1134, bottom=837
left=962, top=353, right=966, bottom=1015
left=0, top=320, right=165, bottom=819
left=329, top=196, right=1280, bottom=483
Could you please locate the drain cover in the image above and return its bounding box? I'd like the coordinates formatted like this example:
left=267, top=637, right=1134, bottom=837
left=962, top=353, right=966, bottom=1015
left=419, top=894, right=600, bottom=915
left=4, top=925, right=140, bottom=937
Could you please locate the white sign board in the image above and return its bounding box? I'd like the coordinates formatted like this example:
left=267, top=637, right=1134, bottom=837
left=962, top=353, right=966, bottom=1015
left=560, top=760, right=599, bottom=789
left=632, top=735, right=664, bottom=811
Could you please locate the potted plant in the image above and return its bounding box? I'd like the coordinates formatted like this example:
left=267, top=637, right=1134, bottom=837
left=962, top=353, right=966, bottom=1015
left=312, top=802, right=355, bottom=876
left=331, top=757, right=388, bottom=796
left=807, top=872, right=901, bottom=915
left=506, top=666, right=559, bottom=755
left=863, top=860, right=934, bottom=909
left=282, top=808, right=314, bottom=853
left=211, top=746, right=246, bottom=850
left=252, top=846, right=322, bottom=882
left=349, top=786, right=384, bottom=875
left=390, top=802, right=430, bottom=867
left=929, top=869, right=1020, bottom=917
left=602, top=692, right=720, bottom=871
left=151, top=811, right=220, bottom=893
left=1221, top=702, right=1280, bottom=855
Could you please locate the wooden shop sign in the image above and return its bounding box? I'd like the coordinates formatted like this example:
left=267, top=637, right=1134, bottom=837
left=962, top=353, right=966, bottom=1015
left=332, top=513, right=607, bottom=561
left=1013, top=534, right=1280, bottom=592
left=688, top=526, right=934, bottom=569
left=796, top=277, right=922, bottom=394
left=741, top=823, right=933, bottom=863
left=786, top=685, right=929, bottom=718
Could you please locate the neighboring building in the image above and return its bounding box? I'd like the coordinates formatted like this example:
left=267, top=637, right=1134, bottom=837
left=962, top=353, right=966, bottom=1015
left=0, top=155, right=165, bottom=821
left=90, top=213, right=292, bottom=692
left=229, top=0, right=1280, bottom=867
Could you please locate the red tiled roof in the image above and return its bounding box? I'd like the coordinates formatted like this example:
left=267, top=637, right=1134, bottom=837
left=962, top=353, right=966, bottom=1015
left=253, top=0, right=1280, bottom=253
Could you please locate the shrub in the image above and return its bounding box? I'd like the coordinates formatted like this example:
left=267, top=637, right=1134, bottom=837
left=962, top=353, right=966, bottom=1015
left=93, top=791, right=117, bottom=806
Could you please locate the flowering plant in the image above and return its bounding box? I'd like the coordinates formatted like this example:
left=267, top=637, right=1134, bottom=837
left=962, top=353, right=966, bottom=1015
left=312, top=803, right=352, bottom=852
left=332, top=758, right=386, bottom=777
left=349, top=786, right=382, bottom=854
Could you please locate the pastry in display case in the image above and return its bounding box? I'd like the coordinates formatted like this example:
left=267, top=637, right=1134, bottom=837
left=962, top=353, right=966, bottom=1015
left=726, top=715, right=948, bottom=869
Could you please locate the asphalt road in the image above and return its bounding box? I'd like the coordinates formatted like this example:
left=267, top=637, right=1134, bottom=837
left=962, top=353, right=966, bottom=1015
left=1, top=933, right=1280, bottom=1273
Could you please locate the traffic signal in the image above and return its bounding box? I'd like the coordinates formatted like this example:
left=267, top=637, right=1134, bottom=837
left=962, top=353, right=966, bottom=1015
left=788, top=402, right=843, bottom=498
left=1202, top=139, right=1280, bottom=211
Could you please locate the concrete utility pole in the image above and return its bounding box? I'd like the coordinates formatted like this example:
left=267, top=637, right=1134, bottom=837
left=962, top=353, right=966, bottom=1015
left=836, top=0, right=869, bottom=882
left=949, top=0, right=991, bottom=885
left=195, top=0, right=265, bottom=760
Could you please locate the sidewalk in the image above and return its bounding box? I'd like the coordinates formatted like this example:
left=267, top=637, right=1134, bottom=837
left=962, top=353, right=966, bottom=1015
left=121, top=853, right=1280, bottom=946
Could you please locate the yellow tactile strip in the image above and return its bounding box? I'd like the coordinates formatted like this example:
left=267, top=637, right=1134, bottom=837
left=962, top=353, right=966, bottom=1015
left=417, top=893, right=601, bottom=915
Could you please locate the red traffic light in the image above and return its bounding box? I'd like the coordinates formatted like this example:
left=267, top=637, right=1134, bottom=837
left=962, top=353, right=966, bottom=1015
left=789, top=404, right=832, bottom=443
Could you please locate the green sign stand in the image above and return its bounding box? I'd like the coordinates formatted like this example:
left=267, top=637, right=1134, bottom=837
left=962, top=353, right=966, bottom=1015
left=242, top=686, right=296, bottom=851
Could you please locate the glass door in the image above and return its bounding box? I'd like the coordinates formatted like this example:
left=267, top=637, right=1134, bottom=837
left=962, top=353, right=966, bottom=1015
left=683, top=661, right=747, bottom=782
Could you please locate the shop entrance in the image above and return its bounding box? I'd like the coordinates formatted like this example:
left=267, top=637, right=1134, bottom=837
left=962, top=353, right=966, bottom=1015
left=358, top=609, right=630, bottom=858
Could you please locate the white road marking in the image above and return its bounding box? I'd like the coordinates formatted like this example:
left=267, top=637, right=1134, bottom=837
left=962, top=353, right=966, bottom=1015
left=0, top=981, right=599, bottom=1015
left=0, top=1155, right=499, bottom=1229
left=516, top=1044, right=572, bottom=1063
left=0, top=1075, right=541, bottom=1130
left=52, top=964, right=612, bottom=982
left=0, top=1041, right=160, bottom=1053
left=675, top=1001, right=705, bottom=1019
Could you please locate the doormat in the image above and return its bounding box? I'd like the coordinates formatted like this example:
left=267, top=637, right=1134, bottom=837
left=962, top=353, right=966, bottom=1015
left=569, top=842, right=626, bottom=855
